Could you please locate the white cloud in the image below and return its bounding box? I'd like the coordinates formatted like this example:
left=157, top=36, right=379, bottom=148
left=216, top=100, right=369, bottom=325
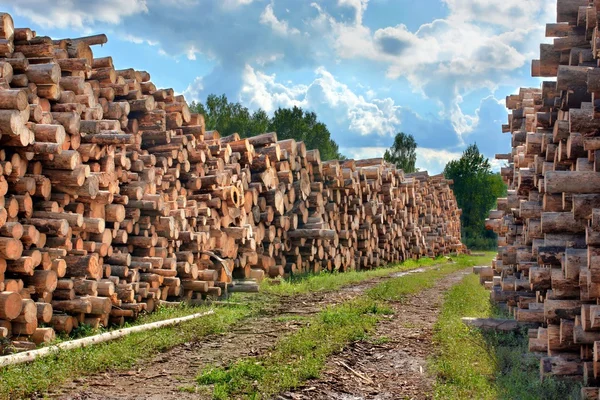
left=122, top=33, right=158, bottom=46
left=416, top=148, right=462, bottom=174
left=309, top=0, right=552, bottom=142
left=259, top=4, right=300, bottom=36
left=240, top=65, right=307, bottom=112
left=182, top=77, right=204, bottom=102
left=443, top=0, right=544, bottom=28
left=240, top=65, right=401, bottom=137
left=255, top=53, right=284, bottom=66
left=222, top=0, right=254, bottom=8
left=489, top=158, right=505, bottom=172
left=7, top=0, right=148, bottom=29
left=337, top=0, right=369, bottom=25
left=186, top=45, right=198, bottom=60
left=341, top=146, right=387, bottom=161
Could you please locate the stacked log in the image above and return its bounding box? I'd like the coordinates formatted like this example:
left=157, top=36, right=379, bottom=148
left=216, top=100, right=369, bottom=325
left=482, top=0, right=600, bottom=395
left=0, top=12, right=464, bottom=353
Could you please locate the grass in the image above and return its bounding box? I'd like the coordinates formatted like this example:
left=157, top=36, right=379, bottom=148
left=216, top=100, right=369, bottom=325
left=260, top=255, right=450, bottom=296
left=368, top=252, right=494, bottom=302
left=198, top=298, right=390, bottom=400
left=0, top=304, right=251, bottom=400
left=0, top=252, right=494, bottom=399
left=430, top=273, right=581, bottom=400
left=196, top=253, right=493, bottom=399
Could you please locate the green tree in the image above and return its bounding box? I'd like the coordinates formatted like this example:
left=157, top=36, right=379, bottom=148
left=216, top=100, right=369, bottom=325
left=443, top=144, right=507, bottom=250
left=383, top=132, right=418, bottom=173
left=189, top=94, right=268, bottom=138
left=268, top=106, right=343, bottom=161
left=190, top=96, right=344, bottom=160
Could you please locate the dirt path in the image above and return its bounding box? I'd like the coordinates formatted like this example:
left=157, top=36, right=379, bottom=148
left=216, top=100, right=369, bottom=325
left=49, top=266, right=468, bottom=400
left=280, top=269, right=470, bottom=400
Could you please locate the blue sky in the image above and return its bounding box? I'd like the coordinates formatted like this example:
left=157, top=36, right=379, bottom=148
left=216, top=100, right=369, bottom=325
left=1, top=0, right=554, bottom=173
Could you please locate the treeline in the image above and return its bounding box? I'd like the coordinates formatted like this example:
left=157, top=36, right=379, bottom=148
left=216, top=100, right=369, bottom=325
left=190, top=94, right=344, bottom=160
left=383, top=133, right=506, bottom=250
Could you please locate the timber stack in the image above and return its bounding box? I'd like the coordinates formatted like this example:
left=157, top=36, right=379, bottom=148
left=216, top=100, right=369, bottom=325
left=482, top=0, right=600, bottom=397
left=0, top=11, right=464, bottom=353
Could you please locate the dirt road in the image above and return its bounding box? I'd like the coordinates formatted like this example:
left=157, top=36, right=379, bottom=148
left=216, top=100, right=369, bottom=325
left=49, top=267, right=470, bottom=400
left=280, top=269, right=470, bottom=400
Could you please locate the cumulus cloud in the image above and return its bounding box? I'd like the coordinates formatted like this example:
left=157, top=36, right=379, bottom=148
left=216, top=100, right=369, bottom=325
left=337, top=0, right=369, bottom=24
left=416, top=148, right=462, bottom=174
left=240, top=64, right=307, bottom=111
left=443, top=0, right=545, bottom=28
left=239, top=65, right=401, bottom=138
left=4, top=0, right=148, bottom=29
left=308, top=0, right=551, bottom=142
left=186, top=45, right=198, bottom=61
left=260, top=3, right=300, bottom=36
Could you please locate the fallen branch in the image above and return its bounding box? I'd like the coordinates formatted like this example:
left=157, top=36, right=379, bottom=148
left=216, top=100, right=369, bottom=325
left=336, top=360, right=374, bottom=384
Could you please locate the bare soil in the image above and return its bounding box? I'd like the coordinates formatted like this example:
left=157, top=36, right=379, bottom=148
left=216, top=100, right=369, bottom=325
left=49, top=267, right=469, bottom=400
left=279, top=269, right=470, bottom=400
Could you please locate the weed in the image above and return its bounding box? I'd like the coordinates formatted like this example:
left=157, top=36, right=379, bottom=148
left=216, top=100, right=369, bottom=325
left=69, top=323, right=98, bottom=339
left=368, top=336, right=391, bottom=345
left=177, top=385, right=197, bottom=393
left=274, top=315, right=311, bottom=323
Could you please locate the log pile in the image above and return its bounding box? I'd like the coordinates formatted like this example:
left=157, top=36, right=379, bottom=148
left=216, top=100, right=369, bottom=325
left=483, top=0, right=600, bottom=395
left=0, top=12, right=464, bottom=353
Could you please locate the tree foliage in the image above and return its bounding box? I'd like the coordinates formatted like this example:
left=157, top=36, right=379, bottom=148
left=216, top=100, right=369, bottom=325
left=269, top=106, right=343, bottom=161
left=443, top=144, right=507, bottom=250
left=190, top=95, right=344, bottom=161
left=190, top=94, right=269, bottom=139
left=383, top=132, right=418, bottom=173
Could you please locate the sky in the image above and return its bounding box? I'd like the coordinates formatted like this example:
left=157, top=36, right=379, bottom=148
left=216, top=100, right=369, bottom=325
left=1, top=0, right=555, bottom=173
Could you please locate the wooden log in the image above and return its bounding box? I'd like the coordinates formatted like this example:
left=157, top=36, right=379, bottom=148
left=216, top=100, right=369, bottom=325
left=0, top=310, right=215, bottom=367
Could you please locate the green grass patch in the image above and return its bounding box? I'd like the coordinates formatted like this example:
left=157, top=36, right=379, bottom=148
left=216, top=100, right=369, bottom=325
left=273, top=315, right=311, bottom=323
left=367, top=252, right=493, bottom=302
left=0, top=304, right=251, bottom=400
left=431, top=273, right=581, bottom=400
left=368, top=336, right=391, bottom=345
left=197, top=299, right=389, bottom=399
left=197, top=253, right=493, bottom=399
left=261, top=256, right=449, bottom=296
